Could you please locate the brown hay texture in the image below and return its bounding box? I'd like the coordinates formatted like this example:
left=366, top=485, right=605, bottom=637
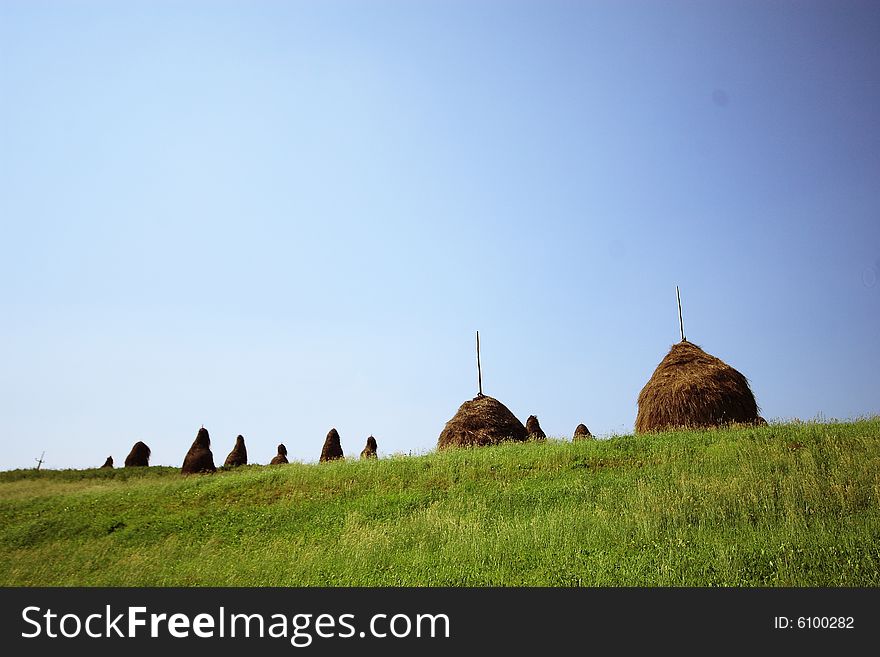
left=181, top=427, right=217, bottom=474
left=100, top=456, right=114, bottom=468
left=573, top=423, right=593, bottom=441
left=223, top=435, right=248, bottom=467
left=320, top=428, right=344, bottom=462
left=124, top=441, right=151, bottom=467
left=635, top=340, right=760, bottom=433
left=525, top=415, right=546, bottom=440
left=270, top=443, right=288, bottom=465
left=437, top=394, right=528, bottom=449
left=360, top=435, right=378, bottom=459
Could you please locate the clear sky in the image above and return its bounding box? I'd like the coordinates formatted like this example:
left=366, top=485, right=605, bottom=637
left=1, top=0, right=878, bottom=470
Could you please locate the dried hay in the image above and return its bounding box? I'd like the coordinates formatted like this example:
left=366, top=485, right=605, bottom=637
left=525, top=415, right=546, bottom=440
left=437, top=394, right=528, bottom=449
left=124, top=441, right=151, bottom=467
left=181, top=427, right=217, bottom=474
left=360, top=435, right=378, bottom=459
left=270, top=443, right=289, bottom=465
left=320, top=428, right=344, bottom=462
left=635, top=340, right=760, bottom=433
left=224, top=435, right=248, bottom=467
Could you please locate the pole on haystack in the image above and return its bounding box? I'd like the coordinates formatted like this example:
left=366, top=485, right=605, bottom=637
left=476, top=330, right=483, bottom=397
left=676, top=285, right=686, bottom=342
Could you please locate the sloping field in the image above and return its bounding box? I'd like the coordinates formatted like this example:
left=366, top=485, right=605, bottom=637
left=1, top=420, right=878, bottom=586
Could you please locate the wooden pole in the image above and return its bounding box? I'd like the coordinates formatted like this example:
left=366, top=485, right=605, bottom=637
left=35, top=451, right=45, bottom=471
left=476, top=330, right=483, bottom=396
left=676, top=285, right=685, bottom=342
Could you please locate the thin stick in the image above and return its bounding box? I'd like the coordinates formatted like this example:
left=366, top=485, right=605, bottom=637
left=35, top=451, right=45, bottom=471
left=676, top=285, right=685, bottom=342
left=476, top=330, right=483, bottom=396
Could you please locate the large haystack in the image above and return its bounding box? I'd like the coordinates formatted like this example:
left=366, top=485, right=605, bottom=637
left=635, top=340, right=760, bottom=433
left=437, top=394, right=528, bottom=449
left=224, top=435, right=248, bottom=467
left=270, top=443, right=288, bottom=465
left=573, top=424, right=593, bottom=441
left=124, top=441, right=151, bottom=467
left=525, top=415, right=546, bottom=440
left=320, top=428, right=344, bottom=462
left=360, top=435, right=378, bottom=459
left=181, top=427, right=217, bottom=474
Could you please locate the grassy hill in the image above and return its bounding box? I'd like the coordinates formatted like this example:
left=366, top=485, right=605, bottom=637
left=1, top=419, right=879, bottom=586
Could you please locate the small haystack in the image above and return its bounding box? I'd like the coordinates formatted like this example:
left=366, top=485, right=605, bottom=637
left=525, top=415, right=546, bottom=440
left=181, top=427, right=217, bottom=474
left=573, top=424, right=593, bottom=441
left=100, top=456, right=114, bottom=468
left=224, top=435, right=248, bottom=467
left=320, top=428, right=344, bottom=462
left=124, top=441, right=151, bottom=467
left=270, top=443, right=288, bottom=465
left=360, top=435, right=378, bottom=459
left=635, top=340, right=760, bottom=433
left=437, top=394, right=528, bottom=449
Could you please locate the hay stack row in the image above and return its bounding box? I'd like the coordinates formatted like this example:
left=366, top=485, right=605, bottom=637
left=99, top=338, right=766, bottom=469
left=101, top=430, right=379, bottom=472
left=437, top=395, right=592, bottom=449
left=438, top=338, right=764, bottom=450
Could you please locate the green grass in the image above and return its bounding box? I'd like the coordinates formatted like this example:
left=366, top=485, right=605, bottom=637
left=2, top=420, right=879, bottom=586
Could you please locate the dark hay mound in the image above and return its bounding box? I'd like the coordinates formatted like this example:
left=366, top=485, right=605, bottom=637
left=181, top=427, right=217, bottom=474
left=224, top=435, right=248, bottom=467
left=124, top=441, right=151, bottom=467
left=525, top=415, right=546, bottom=440
left=755, top=416, right=768, bottom=426
left=437, top=394, right=528, bottom=449
left=100, top=456, right=113, bottom=468
left=270, top=443, right=288, bottom=465
left=360, top=435, right=378, bottom=459
left=635, top=340, right=760, bottom=433
left=573, top=424, right=593, bottom=441
left=320, top=428, right=344, bottom=462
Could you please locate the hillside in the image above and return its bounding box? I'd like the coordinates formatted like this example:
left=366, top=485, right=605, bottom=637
left=1, top=420, right=879, bottom=586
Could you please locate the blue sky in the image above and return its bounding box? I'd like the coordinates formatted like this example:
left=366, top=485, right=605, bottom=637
left=1, top=0, right=878, bottom=469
